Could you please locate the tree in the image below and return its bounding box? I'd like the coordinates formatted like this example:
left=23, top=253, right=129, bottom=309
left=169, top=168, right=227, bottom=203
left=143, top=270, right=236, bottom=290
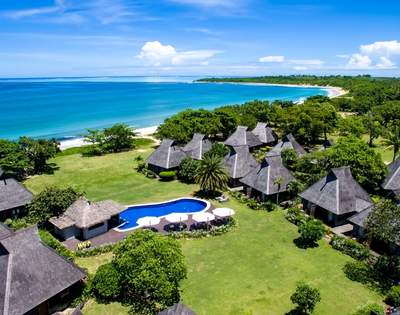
left=362, top=112, right=382, bottom=147
left=281, top=148, right=298, bottom=170
left=194, top=154, right=229, bottom=194
left=18, top=137, right=59, bottom=173
left=92, top=263, right=121, bottom=302
left=326, top=137, right=386, bottom=190
left=0, top=139, right=31, bottom=179
left=178, top=158, right=199, bottom=183
left=113, top=230, right=187, bottom=314
left=366, top=200, right=400, bottom=246
left=204, top=143, right=230, bottom=159
left=338, top=116, right=366, bottom=138
left=298, top=219, right=326, bottom=247
left=382, top=122, right=400, bottom=161
left=287, top=180, right=306, bottom=197
left=273, top=176, right=283, bottom=204
left=84, top=129, right=106, bottom=155
left=103, top=123, right=136, bottom=153
left=27, top=186, right=81, bottom=222
left=290, top=282, right=321, bottom=314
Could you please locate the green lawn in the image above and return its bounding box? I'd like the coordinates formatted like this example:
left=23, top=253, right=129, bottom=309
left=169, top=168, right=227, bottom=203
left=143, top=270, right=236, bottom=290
left=25, top=147, right=383, bottom=315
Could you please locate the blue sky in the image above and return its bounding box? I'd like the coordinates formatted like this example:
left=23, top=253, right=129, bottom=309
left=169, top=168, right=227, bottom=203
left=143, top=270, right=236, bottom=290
left=0, top=0, right=399, bottom=77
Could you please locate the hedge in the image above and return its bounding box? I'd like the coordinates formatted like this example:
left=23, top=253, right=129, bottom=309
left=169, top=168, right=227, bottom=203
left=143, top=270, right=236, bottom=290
left=39, top=229, right=75, bottom=260
left=169, top=218, right=236, bottom=239
left=330, top=235, right=370, bottom=261
left=159, top=171, right=176, bottom=181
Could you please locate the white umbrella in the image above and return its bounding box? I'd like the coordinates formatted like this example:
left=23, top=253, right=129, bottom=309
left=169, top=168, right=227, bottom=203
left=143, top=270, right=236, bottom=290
left=164, top=213, right=188, bottom=223
left=136, top=216, right=160, bottom=226
left=213, top=208, right=235, bottom=218
left=192, top=212, right=215, bottom=223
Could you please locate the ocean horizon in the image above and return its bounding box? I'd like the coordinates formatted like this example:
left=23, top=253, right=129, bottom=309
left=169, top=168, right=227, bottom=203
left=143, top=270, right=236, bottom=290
left=0, top=76, right=327, bottom=140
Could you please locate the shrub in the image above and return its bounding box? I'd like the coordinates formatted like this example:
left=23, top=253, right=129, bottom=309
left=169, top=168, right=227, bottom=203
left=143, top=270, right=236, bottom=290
left=343, top=261, right=373, bottom=284
left=75, top=244, right=115, bottom=257
left=330, top=235, right=370, bottom=260
left=178, top=158, right=199, bottom=183
left=38, top=229, right=75, bottom=261
left=386, top=285, right=400, bottom=306
left=298, top=219, right=326, bottom=246
left=4, top=217, right=30, bottom=230
left=374, top=255, right=400, bottom=281
left=352, top=303, right=384, bottom=315
left=159, top=171, right=177, bottom=181
left=92, top=263, right=121, bottom=302
left=285, top=207, right=307, bottom=226
left=290, top=282, right=321, bottom=314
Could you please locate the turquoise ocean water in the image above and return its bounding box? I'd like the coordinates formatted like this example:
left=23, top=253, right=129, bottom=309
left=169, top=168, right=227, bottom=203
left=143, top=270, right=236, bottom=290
left=0, top=77, right=327, bottom=140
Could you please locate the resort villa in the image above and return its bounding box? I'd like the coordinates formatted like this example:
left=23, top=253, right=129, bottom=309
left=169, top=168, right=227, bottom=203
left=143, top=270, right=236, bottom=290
left=267, top=133, right=306, bottom=157
left=0, top=167, right=33, bottom=221
left=147, top=139, right=187, bottom=173
left=0, top=224, right=85, bottom=315
left=223, top=145, right=258, bottom=186
left=49, top=197, right=125, bottom=241
left=381, top=157, right=400, bottom=202
left=240, top=155, right=295, bottom=202
left=251, top=122, right=278, bottom=146
left=182, top=133, right=212, bottom=160
left=299, top=167, right=373, bottom=226
left=224, top=126, right=263, bottom=150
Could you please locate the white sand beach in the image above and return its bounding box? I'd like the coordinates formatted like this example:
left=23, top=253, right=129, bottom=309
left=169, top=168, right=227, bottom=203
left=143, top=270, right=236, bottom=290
left=59, top=125, right=158, bottom=150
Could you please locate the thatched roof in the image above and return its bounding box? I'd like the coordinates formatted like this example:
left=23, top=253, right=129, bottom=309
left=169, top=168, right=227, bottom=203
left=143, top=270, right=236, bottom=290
left=348, top=205, right=374, bottom=228
left=299, top=167, right=373, bottom=215
left=266, top=134, right=306, bottom=157
left=0, top=226, right=85, bottom=315
left=0, top=223, right=12, bottom=240
left=224, top=126, right=263, bottom=148
left=0, top=178, right=33, bottom=212
left=182, top=133, right=212, bottom=160
left=50, top=197, right=125, bottom=229
left=158, top=302, right=196, bottom=315
left=251, top=122, right=277, bottom=145
left=147, top=139, right=187, bottom=169
left=240, top=155, right=295, bottom=195
left=382, top=158, right=400, bottom=193
left=224, top=146, right=259, bottom=179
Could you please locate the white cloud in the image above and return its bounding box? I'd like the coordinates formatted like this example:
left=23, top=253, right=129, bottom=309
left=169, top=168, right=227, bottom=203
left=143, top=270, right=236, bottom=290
left=168, top=0, right=238, bottom=7
left=376, top=56, right=396, bottom=69
left=259, top=55, right=285, bottom=63
left=360, top=40, right=400, bottom=56
left=293, top=66, right=308, bottom=70
left=289, top=59, right=324, bottom=66
left=346, top=53, right=372, bottom=69
left=336, top=54, right=350, bottom=58
left=185, top=28, right=221, bottom=36
left=3, top=0, right=64, bottom=19
left=137, top=41, right=219, bottom=66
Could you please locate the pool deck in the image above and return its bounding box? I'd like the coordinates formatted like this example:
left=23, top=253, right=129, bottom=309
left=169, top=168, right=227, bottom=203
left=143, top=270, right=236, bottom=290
left=62, top=204, right=216, bottom=250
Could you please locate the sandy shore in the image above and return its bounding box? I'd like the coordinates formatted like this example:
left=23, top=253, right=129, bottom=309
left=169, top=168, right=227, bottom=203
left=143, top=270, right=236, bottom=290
left=59, top=125, right=158, bottom=150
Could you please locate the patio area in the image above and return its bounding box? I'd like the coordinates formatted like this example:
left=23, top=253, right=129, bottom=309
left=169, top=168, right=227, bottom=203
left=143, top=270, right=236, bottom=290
left=62, top=204, right=235, bottom=250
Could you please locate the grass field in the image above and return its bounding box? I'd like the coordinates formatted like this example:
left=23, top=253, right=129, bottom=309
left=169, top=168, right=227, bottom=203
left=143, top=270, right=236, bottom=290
left=24, top=145, right=383, bottom=315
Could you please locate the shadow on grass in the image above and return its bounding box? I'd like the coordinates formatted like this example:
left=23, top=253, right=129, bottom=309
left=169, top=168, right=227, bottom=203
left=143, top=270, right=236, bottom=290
left=293, top=237, right=319, bottom=249
left=40, top=162, right=60, bottom=175
left=284, top=308, right=306, bottom=315
left=194, top=190, right=221, bottom=199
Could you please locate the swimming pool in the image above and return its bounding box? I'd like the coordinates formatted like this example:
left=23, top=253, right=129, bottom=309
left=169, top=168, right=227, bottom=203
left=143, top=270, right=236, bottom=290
left=115, top=197, right=210, bottom=231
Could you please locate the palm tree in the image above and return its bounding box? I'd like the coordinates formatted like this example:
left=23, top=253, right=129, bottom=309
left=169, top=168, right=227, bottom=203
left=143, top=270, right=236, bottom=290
left=194, top=154, right=229, bottom=194
left=273, top=176, right=284, bottom=204
left=382, top=123, right=400, bottom=162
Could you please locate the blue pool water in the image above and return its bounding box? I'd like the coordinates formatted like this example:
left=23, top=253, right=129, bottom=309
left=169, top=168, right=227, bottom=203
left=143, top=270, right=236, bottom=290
left=117, top=198, right=208, bottom=231
left=0, top=76, right=327, bottom=140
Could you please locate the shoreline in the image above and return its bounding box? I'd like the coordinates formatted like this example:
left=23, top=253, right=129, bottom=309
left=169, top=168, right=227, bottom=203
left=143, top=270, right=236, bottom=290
left=59, top=125, right=158, bottom=150
left=59, top=82, right=347, bottom=150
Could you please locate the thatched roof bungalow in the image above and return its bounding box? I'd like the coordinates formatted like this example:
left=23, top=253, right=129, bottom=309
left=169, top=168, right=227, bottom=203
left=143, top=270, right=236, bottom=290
left=266, top=134, right=306, bottom=157
left=224, top=146, right=258, bottom=186
left=382, top=157, right=400, bottom=201
left=147, top=139, right=187, bottom=173
left=0, top=169, right=33, bottom=220
left=50, top=197, right=124, bottom=240
left=182, top=133, right=212, bottom=160
left=224, top=126, right=263, bottom=149
left=0, top=224, right=85, bottom=315
left=240, top=155, right=295, bottom=201
left=299, top=167, right=373, bottom=226
left=251, top=122, right=277, bottom=145
left=158, top=302, right=196, bottom=315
